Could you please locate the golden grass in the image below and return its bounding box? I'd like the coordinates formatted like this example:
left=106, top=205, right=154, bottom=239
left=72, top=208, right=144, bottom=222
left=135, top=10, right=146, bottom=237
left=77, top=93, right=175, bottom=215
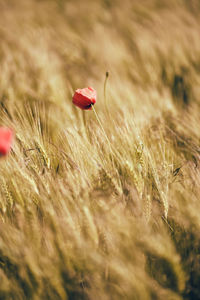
left=0, top=0, right=200, bottom=299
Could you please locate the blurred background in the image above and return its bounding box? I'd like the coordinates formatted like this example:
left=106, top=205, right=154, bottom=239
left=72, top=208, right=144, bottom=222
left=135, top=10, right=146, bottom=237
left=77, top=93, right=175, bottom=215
left=1, top=0, right=200, bottom=116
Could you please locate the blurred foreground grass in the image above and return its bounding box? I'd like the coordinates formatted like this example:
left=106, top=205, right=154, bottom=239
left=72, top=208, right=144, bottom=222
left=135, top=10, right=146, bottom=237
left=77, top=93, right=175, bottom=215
left=0, top=0, right=200, bottom=299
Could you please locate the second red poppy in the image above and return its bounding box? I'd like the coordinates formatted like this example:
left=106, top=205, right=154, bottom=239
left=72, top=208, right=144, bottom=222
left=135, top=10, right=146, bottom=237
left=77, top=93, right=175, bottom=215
left=0, top=127, right=14, bottom=156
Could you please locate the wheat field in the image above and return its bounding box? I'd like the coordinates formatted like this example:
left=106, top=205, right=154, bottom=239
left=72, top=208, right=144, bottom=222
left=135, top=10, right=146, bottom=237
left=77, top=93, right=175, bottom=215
left=0, top=0, right=200, bottom=299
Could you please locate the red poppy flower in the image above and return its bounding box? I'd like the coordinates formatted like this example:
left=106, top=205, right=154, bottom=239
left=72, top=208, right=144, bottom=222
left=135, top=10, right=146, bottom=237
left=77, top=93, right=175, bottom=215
left=72, top=87, right=96, bottom=110
left=0, top=127, right=14, bottom=156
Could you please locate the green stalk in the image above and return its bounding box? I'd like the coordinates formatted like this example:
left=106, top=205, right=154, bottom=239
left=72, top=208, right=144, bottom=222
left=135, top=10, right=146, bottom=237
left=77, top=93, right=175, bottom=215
left=104, top=71, right=110, bottom=117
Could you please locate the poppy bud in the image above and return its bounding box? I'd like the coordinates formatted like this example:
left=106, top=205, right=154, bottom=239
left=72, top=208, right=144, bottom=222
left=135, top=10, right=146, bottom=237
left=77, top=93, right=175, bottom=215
left=0, top=127, right=14, bottom=156
left=72, top=87, right=96, bottom=110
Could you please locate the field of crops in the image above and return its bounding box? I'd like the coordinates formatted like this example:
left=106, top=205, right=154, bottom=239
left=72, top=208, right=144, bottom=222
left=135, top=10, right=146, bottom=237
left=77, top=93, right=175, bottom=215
left=0, top=0, right=200, bottom=299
